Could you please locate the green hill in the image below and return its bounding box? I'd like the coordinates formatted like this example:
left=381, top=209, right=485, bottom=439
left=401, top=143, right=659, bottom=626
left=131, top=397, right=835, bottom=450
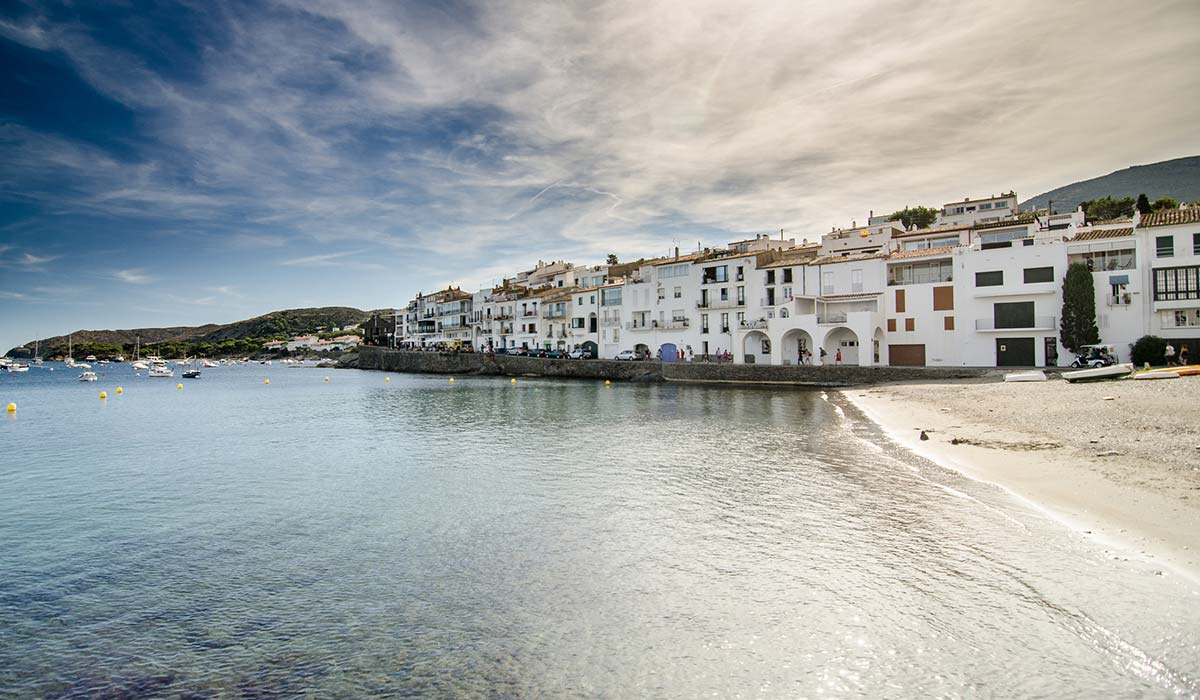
left=6, top=306, right=375, bottom=358
left=1022, top=156, right=1200, bottom=212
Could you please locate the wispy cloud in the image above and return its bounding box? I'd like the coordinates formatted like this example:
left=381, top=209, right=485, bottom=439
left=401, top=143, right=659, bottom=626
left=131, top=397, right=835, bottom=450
left=113, top=269, right=155, bottom=284
left=278, top=250, right=364, bottom=267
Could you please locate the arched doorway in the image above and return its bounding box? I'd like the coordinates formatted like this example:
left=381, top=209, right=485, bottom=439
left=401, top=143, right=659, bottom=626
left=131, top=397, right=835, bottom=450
left=659, top=343, right=679, bottom=362
left=581, top=340, right=598, bottom=358
left=742, top=331, right=771, bottom=364
left=822, top=327, right=859, bottom=365
left=588, top=313, right=597, bottom=333
left=872, top=327, right=886, bottom=365
left=634, top=343, right=650, bottom=359
left=781, top=328, right=814, bottom=365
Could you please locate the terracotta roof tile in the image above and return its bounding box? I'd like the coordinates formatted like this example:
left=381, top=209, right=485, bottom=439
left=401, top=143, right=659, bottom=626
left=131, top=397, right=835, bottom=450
left=887, top=246, right=956, bottom=260
left=1070, top=227, right=1134, bottom=242
left=1139, top=208, right=1200, bottom=228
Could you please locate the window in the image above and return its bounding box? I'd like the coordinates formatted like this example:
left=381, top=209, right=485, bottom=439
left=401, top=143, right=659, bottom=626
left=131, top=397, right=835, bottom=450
left=720, top=287, right=729, bottom=301
left=976, top=270, right=1004, bottom=287
left=1067, top=249, right=1135, bottom=271
left=1160, top=309, right=1200, bottom=328
left=888, top=260, right=953, bottom=285
left=1156, top=236, right=1174, bottom=258
left=761, top=339, right=770, bottom=354
left=979, top=202, right=992, bottom=210
left=979, top=228, right=1029, bottom=249
left=737, top=312, right=745, bottom=326
left=736, top=266, right=744, bottom=281
left=720, top=313, right=729, bottom=333
left=781, top=286, right=792, bottom=300
left=932, top=286, right=954, bottom=311
left=783, top=268, right=793, bottom=284
left=904, top=318, right=915, bottom=331
left=766, top=270, right=776, bottom=285
left=1194, top=233, right=1200, bottom=256
left=659, top=264, right=689, bottom=279
left=993, top=301, right=1035, bottom=329
left=673, top=286, right=682, bottom=298
left=944, top=316, right=955, bottom=331
left=887, top=319, right=896, bottom=332
left=601, top=288, right=622, bottom=306
left=590, top=295, right=595, bottom=304
left=994, top=200, right=1009, bottom=209
left=702, top=265, right=728, bottom=283
left=822, top=272, right=834, bottom=295
left=701, top=314, right=709, bottom=333
left=571, top=318, right=585, bottom=329
left=1153, top=266, right=1200, bottom=301
left=895, top=289, right=906, bottom=313
left=1023, top=266, right=1054, bottom=284
left=737, top=286, right=745, bottom=305
left=851, top=269, right=863, bottom=293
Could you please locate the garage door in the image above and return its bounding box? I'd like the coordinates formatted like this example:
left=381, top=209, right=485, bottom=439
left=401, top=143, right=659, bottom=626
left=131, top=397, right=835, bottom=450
left=888, top=344, right=926, bottom=367
left=996, top=337, right=1035, bottom=367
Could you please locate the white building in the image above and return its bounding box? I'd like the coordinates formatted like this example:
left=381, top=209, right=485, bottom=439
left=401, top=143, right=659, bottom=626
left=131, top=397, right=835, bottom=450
left=1141, top=207, right=1200, bottom=356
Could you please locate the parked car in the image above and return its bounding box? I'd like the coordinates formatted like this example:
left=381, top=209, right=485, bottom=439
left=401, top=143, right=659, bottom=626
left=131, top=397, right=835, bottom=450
left=566, top=349, right=593, bottom=360
left=543, top=349, right=564, bottom=359
left=614, top=349, right=639, bottom=361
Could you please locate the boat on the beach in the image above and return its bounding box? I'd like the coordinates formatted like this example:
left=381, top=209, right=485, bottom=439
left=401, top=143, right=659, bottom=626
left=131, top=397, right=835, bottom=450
left=78, top=371, right=98, bottom=382
left=1062, top=362, right=1133, bottom=383
left=1004, top=370, right=1046, bottom=382
left=1133, top=371, right=1179, bottom=380
left=1136, top=364, right=1200, bottom=377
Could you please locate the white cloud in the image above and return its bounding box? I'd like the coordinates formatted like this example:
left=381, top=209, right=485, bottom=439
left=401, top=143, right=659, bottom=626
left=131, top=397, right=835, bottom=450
left=113, top=269, right=155, bottom=284
left=278, top=250, right=364, bottom=267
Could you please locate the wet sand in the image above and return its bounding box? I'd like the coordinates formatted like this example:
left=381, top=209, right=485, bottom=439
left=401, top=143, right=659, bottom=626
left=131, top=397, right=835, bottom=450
left=843, top=374, right=1200, bottom=580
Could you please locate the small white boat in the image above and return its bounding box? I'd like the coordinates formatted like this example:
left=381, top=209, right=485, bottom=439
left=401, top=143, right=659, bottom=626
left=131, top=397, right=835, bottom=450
left=130, top=361, right=149, bottom=371
left=8, top=364, right=30, bottom=373
left=1004, top=370, right=1046, bottom=382
left=75, top=362, right=92, bottom=369
left=114, top=355, right=125, bottom=363
left=202, top=360, right=219, bottom=368
left=78, top=371, right=98, bottom=382
left=148, top=360, right=174, bottom=378
left=1133, top=371, right=1179, bottom=380
left=1062, top=362, right=1134, bottom=383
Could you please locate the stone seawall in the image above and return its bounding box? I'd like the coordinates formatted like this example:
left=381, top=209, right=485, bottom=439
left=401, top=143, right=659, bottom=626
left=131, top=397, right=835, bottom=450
left=353, top=346, right=989, bottom=386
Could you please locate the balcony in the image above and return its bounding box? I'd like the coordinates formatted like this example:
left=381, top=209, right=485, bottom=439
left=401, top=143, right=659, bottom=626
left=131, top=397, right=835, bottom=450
left=817, top=313, right=848, bottom=325
left=974, top=316, right=1056, bottom=331
left=522, top=311, right=539, bottom=318
left=740, top=320, right=769, bottom=330
left=542, top=311, right=568, bottom=319
left=1107, top=294, right=1133, bottom=307
left=600, top=317, right=621, bottom=327
left=696, top=298, right=745, bottom=309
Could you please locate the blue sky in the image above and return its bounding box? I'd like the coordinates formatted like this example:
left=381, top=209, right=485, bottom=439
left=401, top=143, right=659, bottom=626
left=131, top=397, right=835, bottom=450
left=2, top=0, right=1199, bottom=352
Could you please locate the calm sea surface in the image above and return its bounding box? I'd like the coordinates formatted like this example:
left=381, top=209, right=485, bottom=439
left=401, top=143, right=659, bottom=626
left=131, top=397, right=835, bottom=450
left=1, top=363, right=1197, bottom=698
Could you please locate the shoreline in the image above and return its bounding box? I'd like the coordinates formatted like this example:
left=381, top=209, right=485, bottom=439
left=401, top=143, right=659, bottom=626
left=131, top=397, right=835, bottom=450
left=841, top=380, right=1200, bottom=583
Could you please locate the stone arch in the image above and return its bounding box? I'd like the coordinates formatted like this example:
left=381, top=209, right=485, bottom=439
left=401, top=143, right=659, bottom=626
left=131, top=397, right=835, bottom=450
left=742, top=330, right=771, bottom=364
left=822, top=327, right=859, bottom=365
left=781, top=328, right=814, bottom=365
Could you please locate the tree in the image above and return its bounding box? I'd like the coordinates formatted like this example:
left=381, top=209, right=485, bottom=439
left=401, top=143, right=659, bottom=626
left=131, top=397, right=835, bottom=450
left=1151, top=196, right=1179, bottom=212
left=1136, top=193, right=1152, bottom=215
left=606, top=254, right=619, bottom=265
left=1130, top=335, right=1167, bottom=367
left=887, top=205, right=938, bottom=230
left=1082, top=196, right=1136, bottom=222
left=1059, top=262, right=1100, bottom=354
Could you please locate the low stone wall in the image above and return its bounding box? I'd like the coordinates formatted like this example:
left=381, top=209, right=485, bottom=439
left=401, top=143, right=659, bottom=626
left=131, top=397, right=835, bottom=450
left=354, top=346, right=990, bottom=386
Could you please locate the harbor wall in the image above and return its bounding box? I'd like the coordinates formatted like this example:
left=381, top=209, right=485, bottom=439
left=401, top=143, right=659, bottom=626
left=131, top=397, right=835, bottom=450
left=352, top=346, right=989, bottom=386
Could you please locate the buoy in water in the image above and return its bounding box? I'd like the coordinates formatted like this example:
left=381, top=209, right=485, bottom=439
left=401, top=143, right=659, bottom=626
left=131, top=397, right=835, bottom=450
left=264, top=379, right=270, bottom=385
left=511, top=378, right=516, bottom=384
left=604, top=379, right=611, bottom=386
left=385, top=377, right=391, bottom=382
left=177, top=383, right=183, bottom=390
left=99, top=391, right=107, bottom=399
left=449, top=377, right=455, bottom=383
left=6, top=402, right=15, bottom=413
left=324, top=376, right=330, bottom=382
left=116, top=387, right=123, bottom=394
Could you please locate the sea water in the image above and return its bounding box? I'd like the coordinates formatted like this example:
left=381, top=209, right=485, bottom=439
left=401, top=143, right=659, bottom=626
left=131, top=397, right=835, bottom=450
left=1, top=364, right=1197, bottom=698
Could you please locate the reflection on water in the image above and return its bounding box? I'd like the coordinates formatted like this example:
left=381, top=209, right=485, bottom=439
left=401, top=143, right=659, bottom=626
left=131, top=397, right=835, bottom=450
left=1, top=366, right=1197, bottom=698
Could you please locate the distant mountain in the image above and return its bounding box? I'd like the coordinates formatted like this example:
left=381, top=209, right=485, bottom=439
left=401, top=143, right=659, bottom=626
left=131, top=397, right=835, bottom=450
left=1022, top=156, right=1200, bottom=212
left=6, top=306, right=377, bottom=357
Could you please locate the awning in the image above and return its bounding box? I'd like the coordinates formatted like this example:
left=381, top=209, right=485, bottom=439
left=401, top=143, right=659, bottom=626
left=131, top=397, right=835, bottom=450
left=1109, top=274, right=1129, bottom=285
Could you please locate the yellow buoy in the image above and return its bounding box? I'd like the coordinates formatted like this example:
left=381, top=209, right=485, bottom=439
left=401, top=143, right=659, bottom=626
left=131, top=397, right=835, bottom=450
left=324, top=376, right=330, bottom=382
left=604, top=379, right=611, bottom=386
left=511, top=378, right=516, bottom=384
left=264, top=379, right=270, bottom=385
left=116, top=387, right=123, bottom=394
left=449, top=377, right=455, bottom=383
left=385, top=377, right=391, bottom=382
left=6, top=402, right=16, bottom=413
left=177, top=383, right=183, bottom=390
left=99, top=391, right=107, bottom=399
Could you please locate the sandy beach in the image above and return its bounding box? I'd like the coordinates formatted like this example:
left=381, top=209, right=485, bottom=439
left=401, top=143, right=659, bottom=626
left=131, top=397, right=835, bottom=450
left=843, top=374, right=1200, bottom=580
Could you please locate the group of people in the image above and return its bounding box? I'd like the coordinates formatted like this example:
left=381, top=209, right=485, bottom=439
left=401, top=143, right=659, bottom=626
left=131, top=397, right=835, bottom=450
left=796, top=347, right=843, bottom=365
left=1164, top=342, right=1191, bottom=366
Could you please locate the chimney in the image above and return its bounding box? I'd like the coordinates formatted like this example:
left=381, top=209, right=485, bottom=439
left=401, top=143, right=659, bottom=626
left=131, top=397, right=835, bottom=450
left=674, top=246, right=679, bottom=258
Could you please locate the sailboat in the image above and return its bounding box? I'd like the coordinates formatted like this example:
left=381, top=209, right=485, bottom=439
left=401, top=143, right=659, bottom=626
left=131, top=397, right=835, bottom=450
left=64, top=335, right=77, bottom=368
left=130, top=337, right=148, bottom=371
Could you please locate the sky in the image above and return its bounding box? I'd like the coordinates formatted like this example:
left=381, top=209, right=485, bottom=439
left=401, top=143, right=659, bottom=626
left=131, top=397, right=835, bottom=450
left=2, top=0, right=1199, bottom=352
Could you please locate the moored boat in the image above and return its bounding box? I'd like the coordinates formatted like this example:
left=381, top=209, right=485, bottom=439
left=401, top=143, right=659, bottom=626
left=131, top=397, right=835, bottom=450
left=148, top=360, right=174, bottom=378
left=78, top=371, right=98, bottom=382
left=1062, top=362, right=1134, bottom=383
left=182, top=369, right=202, bottom=379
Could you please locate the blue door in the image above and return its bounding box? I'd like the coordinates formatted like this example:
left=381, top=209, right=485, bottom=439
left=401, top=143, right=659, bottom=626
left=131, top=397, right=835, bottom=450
left=660, top=343, right=678, bottom=362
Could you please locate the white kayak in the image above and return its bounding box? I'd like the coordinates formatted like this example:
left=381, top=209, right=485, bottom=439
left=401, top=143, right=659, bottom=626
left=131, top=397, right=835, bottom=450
left=1062, top=363, right=1134, bottom=383
left=1004, top=370, right=1047, bottom=382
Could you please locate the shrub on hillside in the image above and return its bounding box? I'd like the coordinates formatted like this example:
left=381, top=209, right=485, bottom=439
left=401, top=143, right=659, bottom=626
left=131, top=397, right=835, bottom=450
left=1130, top=335, right=1166, bottom=367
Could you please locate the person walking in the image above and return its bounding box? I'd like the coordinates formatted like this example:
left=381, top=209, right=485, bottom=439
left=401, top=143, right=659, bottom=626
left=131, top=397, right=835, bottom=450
left=835, top=348, right=842, bottom=365
left=1180, top=344, right=1190, bottom=366
left=1165, top=342, right=1176, bottom=366
left=819, top=347, right=827, bottom=365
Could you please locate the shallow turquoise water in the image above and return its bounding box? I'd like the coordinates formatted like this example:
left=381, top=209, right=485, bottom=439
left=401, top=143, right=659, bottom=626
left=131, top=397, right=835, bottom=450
left=1, top=364, right=1197, bottom=698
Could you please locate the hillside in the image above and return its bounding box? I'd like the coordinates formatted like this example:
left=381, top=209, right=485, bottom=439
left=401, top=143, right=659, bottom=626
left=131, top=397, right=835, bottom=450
left=6, top=306, right=374, bottom=357
left=1022, top=156, right=1200, bottom=211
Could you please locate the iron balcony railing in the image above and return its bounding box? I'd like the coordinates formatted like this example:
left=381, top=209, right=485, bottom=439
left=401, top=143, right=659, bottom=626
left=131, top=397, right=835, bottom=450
left=696, top=298, right=745, bottom=309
